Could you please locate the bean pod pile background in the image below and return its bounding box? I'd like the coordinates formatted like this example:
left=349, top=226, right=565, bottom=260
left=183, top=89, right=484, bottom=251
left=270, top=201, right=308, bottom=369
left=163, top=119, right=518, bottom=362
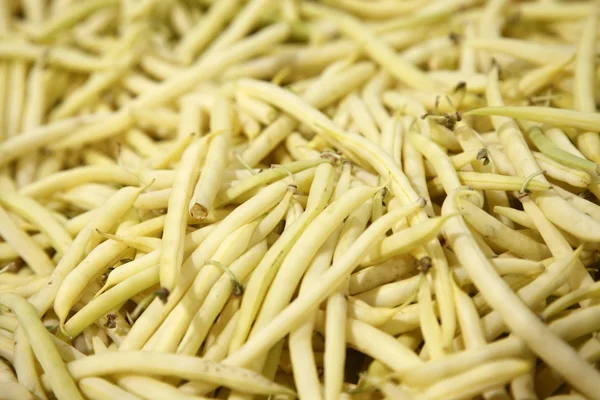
left=1, top=0, right=600, bottom=399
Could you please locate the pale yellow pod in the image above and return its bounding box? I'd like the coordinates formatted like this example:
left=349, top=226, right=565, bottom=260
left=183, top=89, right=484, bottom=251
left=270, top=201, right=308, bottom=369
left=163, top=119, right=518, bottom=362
left=533, top=152, right=591, bottom=188
left=346, top=92, right=380, bottom=144
left=284, top=132, right=319, bottom=161
left=96, top=231, right=161, bottom=253
left=423, top=359, right=531, bottom=400
left=427, top=171, right=552, bottom=197
left=206, top=312, right=242, bottom=361
left=406, top=336, right=526, bottom=388
left=102, top=224, right=216, bottom=292
left=348, top=255, right=413, bottom=295
left=0, top=334, right=14, bottom=363
left=361, top=215, right=455, bottom=267
left=79, top=377, right=141, bottom=400
left=18, top=165, right=138, bottom=198
left=518, top=55, right=574, bottom=97
left=458, top=200, right=551, bottom=261
left=5, top=61, right=25, bottom=141
left=362, top=71, right=392, bottom=130
left=0, top=382, right=37, bottom=400
left=235, top=91, right=278, bottom=125
left=0, top=294, right=83, bottom=400
left=0, top=206, right=54, bottom=276
left=189, top=100, right=232, bottom=220
left=160, top=137, right=209, bottom=291
left=134, top=188, right=170, bottom=210
left=346, top=297, right=398, bottom=327
left=237, top=109, right=261, bottom=140
left=13, top=328, right=47, bottom=400
left=324, top=195, right=372, bottom=400
left=67, top=352, right=294, bottom=397
left=467, top=104, right=600, bottom=134
left=0, top=41, right=116, bottom=72
left=518, top=1, right=596, bottom=21
left=454, top=280, right=512, bottom=398
left=355, top=273, right=419, bottom=308
left=573, top=14, right=600, bottom=168
left=149, top=133, right=196, bottom=170
left=314, top=311, right=422, bottom=375
left=215, top=159, right=327, bottom=207
left=116, top=375, right=212, bottom=400
left=63, top=265, right=159, bottom=339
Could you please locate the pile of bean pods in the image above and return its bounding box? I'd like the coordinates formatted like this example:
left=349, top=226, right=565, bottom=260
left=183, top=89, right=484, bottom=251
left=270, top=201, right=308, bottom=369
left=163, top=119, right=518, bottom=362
left=1, top=0, right=600, bottom=399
